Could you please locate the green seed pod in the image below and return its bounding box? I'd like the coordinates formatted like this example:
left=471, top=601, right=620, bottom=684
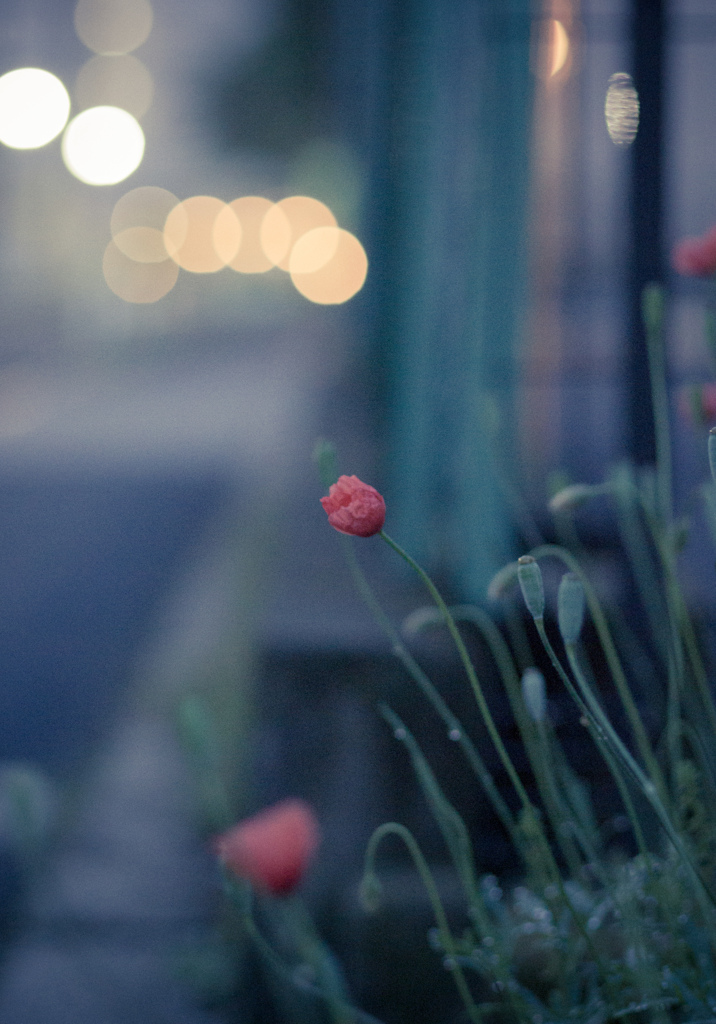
left=517, top=555, right=544, bottom=620
left=521, top=667, right=546, bottom=723
left=557, top=572, right=585, bottom=645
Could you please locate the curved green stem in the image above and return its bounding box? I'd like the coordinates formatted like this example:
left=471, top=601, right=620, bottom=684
left=532, top=619, right=716, bottom=929
left=380, top=531, right=534, bottom=815
left=379, top=533, right=610, bottom=972
left=363, top=822, right=481, bottom=1023
left=226, top=879, right=385, bottom=1024
left=641, top=500, right=716, bottom=749
left=439, top=605, right=586, bottom=878
left=341, top=537, right=520, bottom=850
left=528, top=544, right=668, bottom=806
left=533, top=618, right=647, bottom=856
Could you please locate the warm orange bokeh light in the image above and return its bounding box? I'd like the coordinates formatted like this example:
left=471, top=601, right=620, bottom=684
left=211, top=204, right=242, bottom=266
left=217, top=196, right=275, bottom=274
left=534, top=17, right=572, bottom=82
left=289, top=225, right=340, bottom=274
left=261, top=196, right=337, bottom=270
left=290, top=228, right=368, bottom=304
left=113, top=226, right=166, bottom=262
left=164, top=195, right=229, bottom=273
left=112, top=185, right=178, bottom=233
left=549, top=21, right=569, bottom=77
left=103, top=240, right=178, bottom=302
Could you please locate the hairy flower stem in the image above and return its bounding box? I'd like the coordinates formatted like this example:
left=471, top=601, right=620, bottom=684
left=528, top=544, right=668, bottom=807
left=446, top=605, right=586, bottom=879
left=363, top=822, right=482, bottom=1023
left=287, top=897, right=356, bottom=1024
left=341, top=537, right=520, bottom=851
left=227, top=879, right=385, bottom=1024
left=534, top=618, right=716, bottom=940
left=533, top=619, right=648, bottom=858
left=642, top=499, right=716, bottom=753
left=379, top=532, right=611, bottom=974
left=380, top=531, right=535, bottom=813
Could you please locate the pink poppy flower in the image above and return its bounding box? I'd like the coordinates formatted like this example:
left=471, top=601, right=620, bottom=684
left=320, top=474, right=386, bottom=537
left=672, top=226, right=716, bottom=278
left=216, top=799, right=320, bottom=896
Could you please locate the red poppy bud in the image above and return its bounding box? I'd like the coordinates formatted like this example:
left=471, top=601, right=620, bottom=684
left=320, top=474, right=386, bottom=537
left=216, top=799, right=320, bottom=896
left=672, top=226, right=716, bottom=278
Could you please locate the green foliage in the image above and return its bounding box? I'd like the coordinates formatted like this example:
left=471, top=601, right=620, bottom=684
left=354, top=285, right=716, bottom=1021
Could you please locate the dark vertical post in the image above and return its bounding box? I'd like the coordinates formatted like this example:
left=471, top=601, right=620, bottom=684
left=628, top=0, right=665, bottom=464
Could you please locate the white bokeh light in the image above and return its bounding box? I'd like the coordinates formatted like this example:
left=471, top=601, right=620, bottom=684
left=0, top=68, right=70, bottom=150
left=62, top=105, right=144, bottom=185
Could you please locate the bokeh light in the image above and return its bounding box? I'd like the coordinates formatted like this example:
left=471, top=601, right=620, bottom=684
left=111, top=185, right=178, bottom=232
left=74, top=0, right=153, bottom=56
left=605, top=72, right=639, bottom=146
left=62, top=106, right=144, bottom=185
left=534, top=17, right=572, bottom=82
left=548, top=21, right=569, bottom=78
left=0, top=68, right=70, bottom=150
left=113, top=226, right=166, bottom=262
left=218, top=197, right=275, bottom=274
left=103, top=239, right=178, bottom=302
left=211, top=205, right=242, bottom=267
left=164, top=196, right=229, bottom=273
left=289, top=228, right=368, bottom=304
left=111, top=185, right=178, bottom=261
left=74, top=54, right=153, bottom=119
left=261, top=196, right=337, bottom=270
left=289, top=225, right=339, bottom=274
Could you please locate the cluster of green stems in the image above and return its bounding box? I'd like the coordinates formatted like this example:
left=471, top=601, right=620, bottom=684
left=316, top=284, right=716, bottom=1022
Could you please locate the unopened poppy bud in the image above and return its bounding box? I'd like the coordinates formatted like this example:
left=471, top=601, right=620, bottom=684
left=215, top=799, right=320, bottom=896
left=672, top=226, right=716, bottom=278
left=320, top=474, right=386, bottom=537
left=709, top=428, right=716, bottom=485
left=557, top=572, right=585, bottom=645
left=517, top=556, right=544, bottom=620
left=521, top=667, right=546, bottom=723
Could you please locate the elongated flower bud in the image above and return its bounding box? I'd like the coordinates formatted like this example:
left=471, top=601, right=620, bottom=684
left=557, top=572, right=585, bottom=645
left=521, top=667, right=546, bottom=723
left=517, top=555, right=544, bottom=619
